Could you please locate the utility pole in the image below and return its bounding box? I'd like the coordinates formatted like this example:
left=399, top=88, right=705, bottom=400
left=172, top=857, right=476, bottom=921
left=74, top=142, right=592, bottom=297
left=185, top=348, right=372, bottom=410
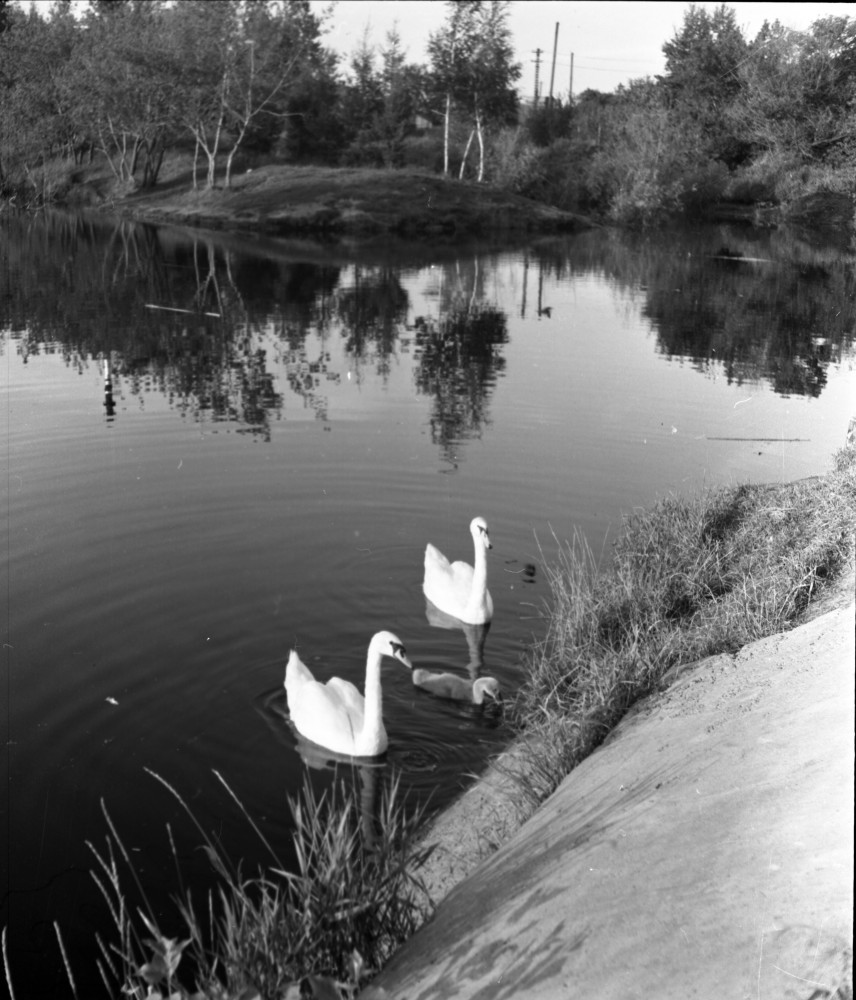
left=548, top=22, right=559, bottom=105
left=532, top=48, right=542, bottom=106
left=569, top=52, right=574, bottom=100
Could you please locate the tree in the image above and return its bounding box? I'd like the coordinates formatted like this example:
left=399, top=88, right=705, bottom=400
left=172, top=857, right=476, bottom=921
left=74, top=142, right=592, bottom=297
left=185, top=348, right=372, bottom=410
left=338, top=31, right=384, bottom=162
left=0, top=0, right=13, bottom=34
left=374, top=27, right=418, bottom=167
left=338, top=25, right=427, bottom=168
left=271, top=1, right=341, bottom=163
left=0, top=0, right=17, bottom=188
left=0, top=5, right=81, bottom=197
left=661, top=3, right=749, bottom=165
left=162, top=0, right=240, bottom=190
left=428, top=1, right=519, bottom=182
left=729, top=15, right=856, bottom=167
left=68, top=1, right=173, bottom=188
left=428, top=0, right=480, bottom=176
left=803, top=15, right=856, bottom=164
left=221, top=2, right=307, bottom=187
left=586, top=77, right=717, bottom=225
left=275, top=50, right=342, bottom=163
left=459, top=1, right=520, bottom=180
left=161, top=0, right=323, bottom=189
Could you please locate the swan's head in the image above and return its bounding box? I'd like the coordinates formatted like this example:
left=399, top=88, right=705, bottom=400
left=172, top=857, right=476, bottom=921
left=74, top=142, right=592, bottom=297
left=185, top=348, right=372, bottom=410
left=371, top=630, right=413, bottom=670
left=470, top=516, right=492, bottom=551
left=473, top=676, right=502, bottom=704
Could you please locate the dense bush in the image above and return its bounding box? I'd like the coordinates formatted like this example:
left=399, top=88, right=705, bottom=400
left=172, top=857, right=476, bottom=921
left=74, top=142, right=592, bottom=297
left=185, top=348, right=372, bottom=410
left=483, top=8, right=856, bottom=227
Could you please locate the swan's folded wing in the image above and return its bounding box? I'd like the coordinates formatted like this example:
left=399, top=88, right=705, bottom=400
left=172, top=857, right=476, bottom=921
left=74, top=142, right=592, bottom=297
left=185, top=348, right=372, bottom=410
left=424, top=542, right=451, bottom=575
left=285, top=650, right=315, bottom=698
left=325, top=676, right=365, bottom=716
left=448, top=559, right=475, bottom=591
left=290, top=680, right=363, bottom=752
left=424, top=545, right=472, bottom=607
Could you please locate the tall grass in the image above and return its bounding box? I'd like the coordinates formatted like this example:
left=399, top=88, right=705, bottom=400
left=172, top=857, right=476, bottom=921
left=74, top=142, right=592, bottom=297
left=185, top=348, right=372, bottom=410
left=506, top=448, right=856, bottom=812
left=19, top=768, right=432, bottom=1000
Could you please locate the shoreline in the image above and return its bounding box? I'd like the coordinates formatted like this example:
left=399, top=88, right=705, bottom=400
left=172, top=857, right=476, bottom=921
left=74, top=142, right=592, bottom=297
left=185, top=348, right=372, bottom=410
left=411, top=559, right=856, bottom=909
left=31, top=159, right=852, bottom=243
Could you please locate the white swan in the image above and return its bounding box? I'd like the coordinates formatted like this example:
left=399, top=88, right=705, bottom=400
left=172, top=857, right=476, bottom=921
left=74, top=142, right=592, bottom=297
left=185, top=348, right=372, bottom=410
left=423, top=516, right=494, bottom=625
left=284, top=631, right=412, bottom=757
left=411, top=668, right=502, bottom=704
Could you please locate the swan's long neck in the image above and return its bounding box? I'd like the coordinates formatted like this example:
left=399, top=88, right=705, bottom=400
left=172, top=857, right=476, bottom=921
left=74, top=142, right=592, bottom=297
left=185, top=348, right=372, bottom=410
left=469, top=537, right=489, bottom=609
left=362, top=646, right=384, bottom=737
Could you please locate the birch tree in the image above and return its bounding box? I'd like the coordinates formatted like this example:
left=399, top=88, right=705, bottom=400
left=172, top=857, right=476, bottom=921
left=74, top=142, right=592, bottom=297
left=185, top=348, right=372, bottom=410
left=462, top=1, right=520, bottom=181
left=428, top=1, right=519, bottom=181
left=427, top=1, right=479, bottom=176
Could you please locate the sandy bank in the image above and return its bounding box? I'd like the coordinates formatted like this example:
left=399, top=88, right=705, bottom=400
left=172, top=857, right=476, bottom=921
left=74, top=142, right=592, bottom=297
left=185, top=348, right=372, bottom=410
left=363, top=578, right=854, bottom=999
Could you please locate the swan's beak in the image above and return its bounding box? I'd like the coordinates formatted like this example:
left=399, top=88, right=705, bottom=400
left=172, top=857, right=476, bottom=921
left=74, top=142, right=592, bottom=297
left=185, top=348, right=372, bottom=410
left=483, top=681, right=503, bottom=705
left=390, top=641, right=413, bottom=670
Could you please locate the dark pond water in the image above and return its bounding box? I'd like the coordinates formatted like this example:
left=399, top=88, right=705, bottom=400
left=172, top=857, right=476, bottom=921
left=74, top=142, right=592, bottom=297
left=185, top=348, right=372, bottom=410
left=2, top=210, right=854, bottom=996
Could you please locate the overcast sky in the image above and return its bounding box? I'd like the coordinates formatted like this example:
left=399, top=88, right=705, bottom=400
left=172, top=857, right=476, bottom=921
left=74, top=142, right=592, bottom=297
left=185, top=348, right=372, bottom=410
left=311, top=1, right=850, bottom=97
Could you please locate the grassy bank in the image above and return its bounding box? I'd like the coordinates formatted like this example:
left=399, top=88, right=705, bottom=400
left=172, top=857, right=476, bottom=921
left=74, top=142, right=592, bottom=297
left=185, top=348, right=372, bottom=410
left=504, top=446, right=856, bottom=814
left=5, top=451, right=853, bottom=1000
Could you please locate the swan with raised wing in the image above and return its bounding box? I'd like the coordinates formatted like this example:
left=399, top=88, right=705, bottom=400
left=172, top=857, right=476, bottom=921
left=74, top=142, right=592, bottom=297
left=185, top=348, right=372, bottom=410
left=284, top=631, right=411, bottom=757
left=423, top=516, right=494, bottom=625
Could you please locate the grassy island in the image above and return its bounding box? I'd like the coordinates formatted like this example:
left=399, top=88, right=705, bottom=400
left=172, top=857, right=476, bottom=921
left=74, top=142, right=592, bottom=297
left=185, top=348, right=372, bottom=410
left=106, top=161, right=588, bottom=239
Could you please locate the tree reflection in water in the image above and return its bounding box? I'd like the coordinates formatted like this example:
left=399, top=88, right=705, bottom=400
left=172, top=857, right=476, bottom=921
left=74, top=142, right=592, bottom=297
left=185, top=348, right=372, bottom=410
left=332, top=265, right=410, bottom=380
left=2, top=212, right=853, bottom=451
left=1, top=212, right=344, bottom=440
left=530, top=227, right=855, bottom=400
left=412, top=305, right=508, bottom=463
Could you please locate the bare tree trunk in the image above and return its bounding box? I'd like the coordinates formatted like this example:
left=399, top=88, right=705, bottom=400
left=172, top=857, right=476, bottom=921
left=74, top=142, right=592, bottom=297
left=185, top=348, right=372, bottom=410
left=458, top=128, right=475, bottom=180
left=443, top=92, right=451, bottom=176
left=475, top=109, right=484, bottom=182
left=192, top=137, right=200, bottom=191
left=225, top=116, right=251, bottom=189
left=209, top=110, right=226, bottom=188
left=224, top=146, right=236, bottom=189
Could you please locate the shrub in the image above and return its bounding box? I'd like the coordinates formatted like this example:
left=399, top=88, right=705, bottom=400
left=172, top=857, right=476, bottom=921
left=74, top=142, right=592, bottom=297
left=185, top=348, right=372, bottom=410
left=400, top=133, right=446, bottom=173
left=486, top=128, right=545, bottom=195
left=679, top=160, right=731, bottom=216
left=486, top=133, right=604, bottom=215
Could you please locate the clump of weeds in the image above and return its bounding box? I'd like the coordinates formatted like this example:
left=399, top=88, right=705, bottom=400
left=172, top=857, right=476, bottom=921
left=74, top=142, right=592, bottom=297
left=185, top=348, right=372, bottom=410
left=4, top=769, right=432, bottom=1000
